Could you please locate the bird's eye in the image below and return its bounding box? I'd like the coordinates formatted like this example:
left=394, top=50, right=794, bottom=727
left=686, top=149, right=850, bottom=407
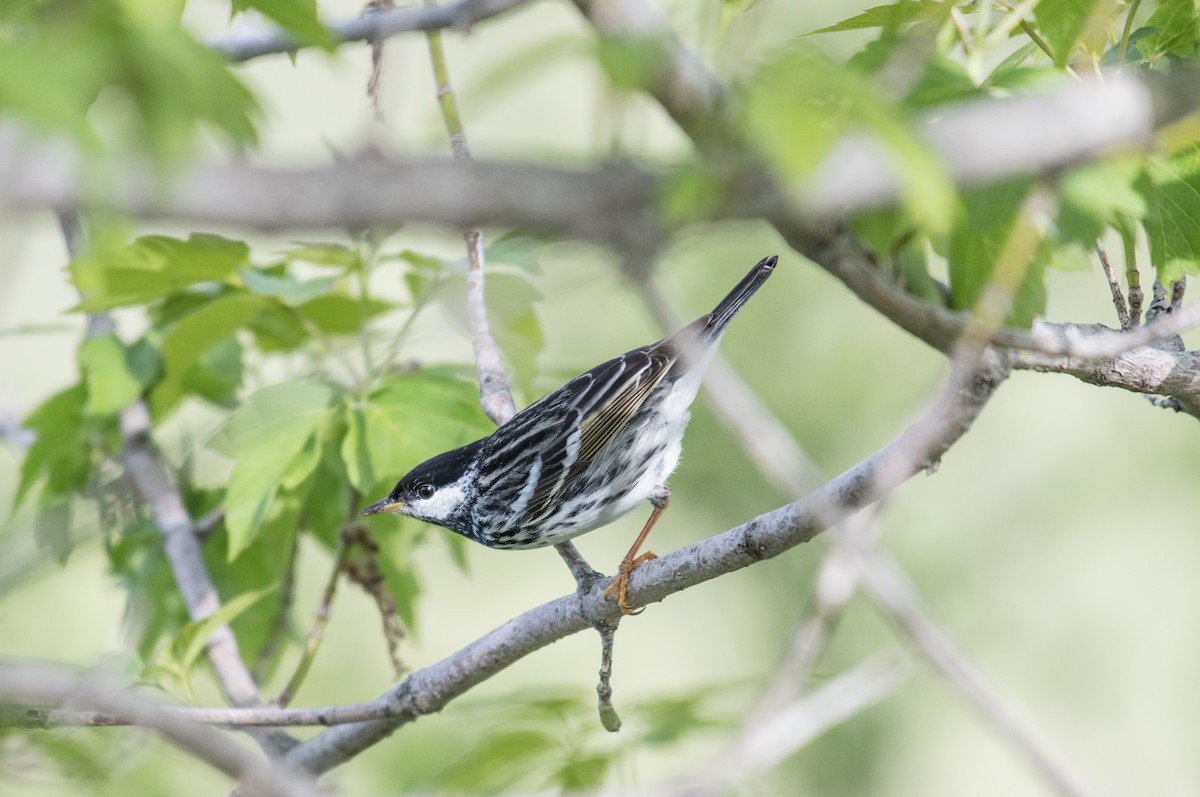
left=415, top=483, right=436, bottom=500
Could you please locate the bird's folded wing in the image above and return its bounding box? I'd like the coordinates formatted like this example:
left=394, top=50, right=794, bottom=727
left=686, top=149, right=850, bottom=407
left=521, top=342, right=679, bottom=521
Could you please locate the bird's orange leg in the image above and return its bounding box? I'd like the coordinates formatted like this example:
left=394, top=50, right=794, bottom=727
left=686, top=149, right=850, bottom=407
left=604, top=491, right=669, bottom=615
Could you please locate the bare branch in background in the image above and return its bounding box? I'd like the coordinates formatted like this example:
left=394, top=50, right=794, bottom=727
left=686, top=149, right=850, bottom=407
left=718, top=653, right=910, bottom=786
left=0, top=663, right=320, bottom=797
left=207, top=0, right=531, bottom=62
left=5, top=70, right=1197, bottom=234
left=857, top=550, right=1111, bottom=797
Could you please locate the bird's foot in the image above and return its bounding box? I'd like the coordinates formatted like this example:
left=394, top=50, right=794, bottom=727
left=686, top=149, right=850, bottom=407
left=603, top=551, right=657, bottom=615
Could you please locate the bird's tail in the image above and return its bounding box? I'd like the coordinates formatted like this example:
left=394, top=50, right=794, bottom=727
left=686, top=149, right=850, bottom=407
left=705, top=255, right=778, bottom=337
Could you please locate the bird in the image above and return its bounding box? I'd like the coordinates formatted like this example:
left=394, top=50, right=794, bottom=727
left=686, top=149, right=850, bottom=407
left=360, top=255, right=778, bottom=614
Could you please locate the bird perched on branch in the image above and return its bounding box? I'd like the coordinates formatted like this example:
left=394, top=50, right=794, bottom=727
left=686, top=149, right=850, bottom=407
left=361, top=255, right=778, bottom=614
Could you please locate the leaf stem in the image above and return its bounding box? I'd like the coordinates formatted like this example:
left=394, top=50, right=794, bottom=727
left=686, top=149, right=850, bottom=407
left=273, top=528, right=354, bottom=707
left=1119, top=0, right=1143, bottom=67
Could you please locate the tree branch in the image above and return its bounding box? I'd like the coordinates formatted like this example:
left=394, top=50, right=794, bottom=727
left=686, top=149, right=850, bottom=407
left=0, top=663, right=319, bottom=797
left=206, top=0, right=531, bottom=62
left=11, top=356, right=1002, bottom=745
left=278, top=350, right=1007, bottom=773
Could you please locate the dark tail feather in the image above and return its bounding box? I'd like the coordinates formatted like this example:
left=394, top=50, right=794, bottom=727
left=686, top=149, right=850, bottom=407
left=706, top=255, right=778, bottom=335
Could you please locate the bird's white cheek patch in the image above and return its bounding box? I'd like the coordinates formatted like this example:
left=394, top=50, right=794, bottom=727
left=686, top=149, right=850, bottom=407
left=411, top=481, right=469, bottom=521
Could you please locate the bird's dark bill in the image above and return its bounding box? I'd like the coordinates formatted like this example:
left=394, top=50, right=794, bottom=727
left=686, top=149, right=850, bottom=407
left=360, top=498, right=406, bottom=516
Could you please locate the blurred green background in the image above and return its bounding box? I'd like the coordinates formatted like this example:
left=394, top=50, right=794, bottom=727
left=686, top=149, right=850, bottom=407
left=3, top=1, right=1200, bottom=796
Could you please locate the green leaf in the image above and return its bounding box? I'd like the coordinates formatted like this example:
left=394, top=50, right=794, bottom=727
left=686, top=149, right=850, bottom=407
left=208, top=381, right=336, bottom=558
left=0, top=1, right=259, bottom=164
left=169, top=585, right=275, bottom=697
left=743, top=43, right=954, bottom=232
left=246, top=301, right=309, bottom=352
left=945, top=179, right=1047, bottom=327
left=1140, top=146, right=1200, bottom=282
left=230, top=0, right=333, bottom=49
left=209, top=380, right=336, bottom=457
left=239, top=267, right=336, bottom=305
left=285, top=242, right=362, bottom=270
left=803, top=1, right=943, bottom=35
left=78, top=334, right=159, bottom=416
left=632, top=690, right=734, bottom=746
left=442, top=729, right=559, bottom=791
left=71, top=234, right=250, bottom=311
left=182, top=337, right=245, bottom=407
left=342, top=372, right=491, bottom=496
left=296, top=294, right=395, bottom=335
left=484, top=235, right=543, bottom=275
left=1036, top=0, right=1106, bottom=67
left=546, top=755, right=611, bottom=791
left=1138, top=0, right=1200, bottom=63
left=303, top=442, right=352, bottom=547
left=152, top=292, right=267, bottom=415
left=15, top=385, right=91, bottom=509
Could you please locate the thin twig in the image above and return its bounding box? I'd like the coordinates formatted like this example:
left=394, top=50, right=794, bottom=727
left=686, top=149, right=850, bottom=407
left=719, top=652, right=910, bottom=785
left=420, top=4, right=620, bottom=728
left=273, top=530, right=353, bottom=707
left=422, top=8, right=515, bottom=425
left=1096, top=243, right=1132, bottom=330
left=1119, top=0, right=1144, bottom=67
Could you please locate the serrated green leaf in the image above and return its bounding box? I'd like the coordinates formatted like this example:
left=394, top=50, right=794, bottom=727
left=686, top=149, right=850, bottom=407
left=1140, top=146, right=1200, bottom=281
left=344, top=373, right=491, bottom=496
left=1138, top=0, right=1200, bottom=63
left=947, top=179, right=1047, bottom=327
left=169, top=584, right=275, bottom=696
left=239, top=268, right=335, bottom=305
left=208, top=381, right=336, bottom=558
left=804, top=1, right=942, bottom=35
left=71, top=234, right=250, bottom=311
left=210, top=381, right=336, bottom=457
left=78, top=334, right=159, bottom=416
left=1036, top=0, right=1106, bottom=67
left=152, top=292, right=267, bottom=415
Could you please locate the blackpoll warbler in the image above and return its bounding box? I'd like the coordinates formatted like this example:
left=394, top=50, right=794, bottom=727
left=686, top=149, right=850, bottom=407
left=362, top=255, right=778, bottom=613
